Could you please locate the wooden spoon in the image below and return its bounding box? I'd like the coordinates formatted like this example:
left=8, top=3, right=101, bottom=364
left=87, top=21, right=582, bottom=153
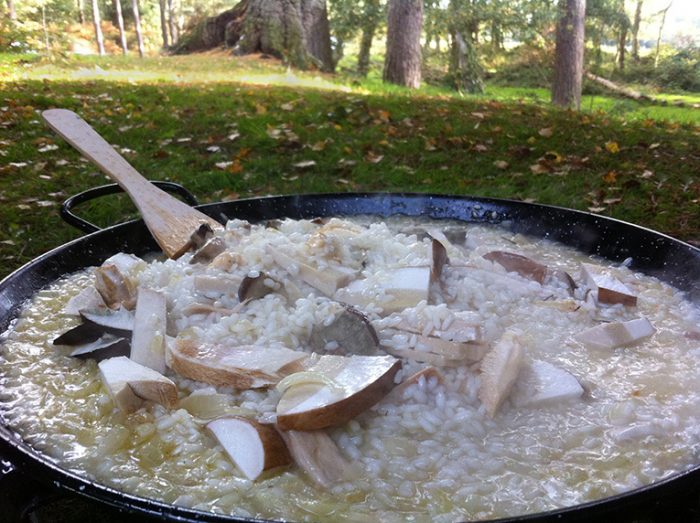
left=42, top=109, right=223, bottom=259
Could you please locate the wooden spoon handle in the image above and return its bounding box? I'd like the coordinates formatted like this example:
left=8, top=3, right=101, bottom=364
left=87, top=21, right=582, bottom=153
left=42, top=109, right=223, bottom=259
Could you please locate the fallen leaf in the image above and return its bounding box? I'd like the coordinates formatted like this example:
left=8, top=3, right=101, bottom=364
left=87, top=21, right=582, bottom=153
left=38, top=144, right=58, bottom=153
left=365, top=152, right=383, bottom=164
left=640, top=170, right=654, bottom=179
left=588, top=206, right=606, bottom=213
left=206, top=146, right=221, bottom=153
left=310, top=141, right=326, bottom=152
left=603, top=198, right=622, bottom=205
left=493, top=160, right=509, bottom=169
left=255, top=103, right=267, bottom=115
left=228, top=132, right=241, bottom=141
left=474, top=144, right=489, bottom=152
left=471, top=112, right=486, bottom=120
left=538, top=127, right=553, bottom=138
left=281, top=102, right=294, bottom=111
left=215, top=161, right=233, bottom=170
left=530, top=163, right=550, bottom=174
left=648, top=143, right=660, bottom=150
left=176, top=137, right=192, bottom=143
left=605, top=141, right=620, bottom=154
left=602, top=171, right=618, bottom=184
left=229, top=160, right=244, bottom=174
left=293, top=160, right=316, bottom=169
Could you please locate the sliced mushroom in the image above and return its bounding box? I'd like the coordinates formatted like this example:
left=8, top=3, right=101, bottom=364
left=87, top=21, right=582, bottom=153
left=181, top=303, right=234, bottom=316
left=479, top=331, right=525, bottom=417
left=580, top=263, right=637, bottom=306
left=575, top=317, right=655, bottom=350
left=193, top=275, right=242, bottom=297
left=277, top=429, right=353, bottom=488
left=513, top=360, right=584, bottom=407
left=188, top=223, right=214, bottom=251
left=190, top=237, right=226, bottom=265
left=63, top=286, right=105, bottom=316
left=207, top=417, right=291, bottom=481
left=309, top=305, right=379, bottom=355
left=431, top=238, right=449, bottom=280
left=98, top=356, right=177, bottom=413
left=379, top=329, right=487, bottom=363
left=95, top=263, right=137, bottom=310
left=130, top=288, right=167, bottom=374
left=336, top=266, right=431, bottom=314
left=166, top=338, right=308, bottom=389
left=68, top=334, right=130, bottom=361
left=276, top=354, right=401, bottom=431
left=80, top=306, right=134, bottom=336
left=483, top=251, right=548, bottom=284
left=209, top=251, right=238, bottom=272
left=238, top=272, right=284, bottom=303
left=179, top=391, right=254, bottom=420
left=268, top=246, right=356, bottom=296
left=53, top=322, right=105, bottom=346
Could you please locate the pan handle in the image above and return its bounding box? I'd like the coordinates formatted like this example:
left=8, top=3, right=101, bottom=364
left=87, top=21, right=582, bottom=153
left=61, top=181, right=200, bottom=234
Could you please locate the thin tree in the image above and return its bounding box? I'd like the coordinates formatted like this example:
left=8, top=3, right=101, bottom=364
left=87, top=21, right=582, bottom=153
left=77, top=0, right=85, bottom=24
left=159, top=0, right=170, bottom=48
left=132, top=0, right=145, bottom=57
left=91, top=0, right=106, bottom=55
left=447, top=0, right=484, bottom=94
left=357, top=0, right=381, bottom=77
left=654, top=1, right=672, bottom=68
left=631, top=0, right=642, bottom=62
left=167, top=0, right=178, bottom=45
left=383, top=0, right=423, bottom=88
left=551, top=0, right=585, bottom=109
left=114, top=0, right=128, bottom=55
left=6, top=0, right=16, bottom=21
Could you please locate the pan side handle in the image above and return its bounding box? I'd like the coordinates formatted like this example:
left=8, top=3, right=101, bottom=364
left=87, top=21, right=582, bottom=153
left=61, top=182, right=200, bottom=234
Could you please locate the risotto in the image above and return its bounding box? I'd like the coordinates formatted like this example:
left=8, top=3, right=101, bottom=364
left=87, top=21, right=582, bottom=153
left=1, top=216, right=699, bottom=523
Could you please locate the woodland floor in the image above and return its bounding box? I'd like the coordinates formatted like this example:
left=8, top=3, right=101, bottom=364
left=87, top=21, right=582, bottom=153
left=0, top=52, right=698, bottom=279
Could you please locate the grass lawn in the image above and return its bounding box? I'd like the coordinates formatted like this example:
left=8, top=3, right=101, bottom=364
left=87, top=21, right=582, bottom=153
left=1, top=52, right=698, bottom=280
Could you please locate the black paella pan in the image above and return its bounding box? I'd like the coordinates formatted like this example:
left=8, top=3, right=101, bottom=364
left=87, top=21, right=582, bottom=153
left=0, top=189, right=699, bottom=522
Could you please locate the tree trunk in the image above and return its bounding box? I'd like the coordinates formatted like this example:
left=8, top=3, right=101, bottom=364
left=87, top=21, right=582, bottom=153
left=6, top=0, right=16, bottom=21
left=551, top=0, right=585, bottom=109
left=654, top=2, right=672, bottom=68
left=91, top=0, right=106, bottom=56
left=617, top=25, right=627, bottom=71
left=235, top=0, right=333, bottom=71
left=491, top=20, right=503, bottom=51
left=168, top=0, right=179, bottom=45
left=114, top=0, right=128, bottom=55
left=132, top=0, right=145, bottom=58
left=77, top=0, right=86, bottom=24
left=448, top=28, right=484, bottom=94
left=631, top=0, right=642, bottom=62
left=357, top=0, right=380, bottom=77
left=159, top=0, right=170, bottom=48
left=383, top=0, right=423, bottom=89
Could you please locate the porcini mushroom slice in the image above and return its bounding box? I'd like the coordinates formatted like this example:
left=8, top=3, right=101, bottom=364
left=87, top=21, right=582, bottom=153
left=63, top=286, right=105, bottom=316
left=336, top=267, right=431, bottom=314
left=379, top=329, right=487, bottom=363
left=188, top=223, right=214, bottom=251
left=68, top=334, right=130, bottom=361
left=95, top=263, right=137, bottom=310
left=431, top=238, right=449, bottom=280
left=513, top=360, right=584, bottom=407
left=190, top=237, right=226, bottom=265
left=575, top=317, right=655, bottom=350
left=276, top=354, right=401, bottom=431
left=238, top=272, right=283, bottom=303
left=207, top=417, right=291, bottom=481
left=166, top=338, right=308, bottom=389
left=130, top=288, right=167, bottom=374
left=54, top=322, right=105, bottom=346
left=268, top=246, right=356, bottom=296
left=80, top=306, right=134, bottom=336
left=580, top=263, right=637, bottom=306
left=479, top=331, right=525, bottom=417
left=309, top=305, right=379, bottom=355
left=483, top=251, right=548, bottom=284
left=98, top=356, right=177, bottom=413
left=278, top=429, right=352, bottom=488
